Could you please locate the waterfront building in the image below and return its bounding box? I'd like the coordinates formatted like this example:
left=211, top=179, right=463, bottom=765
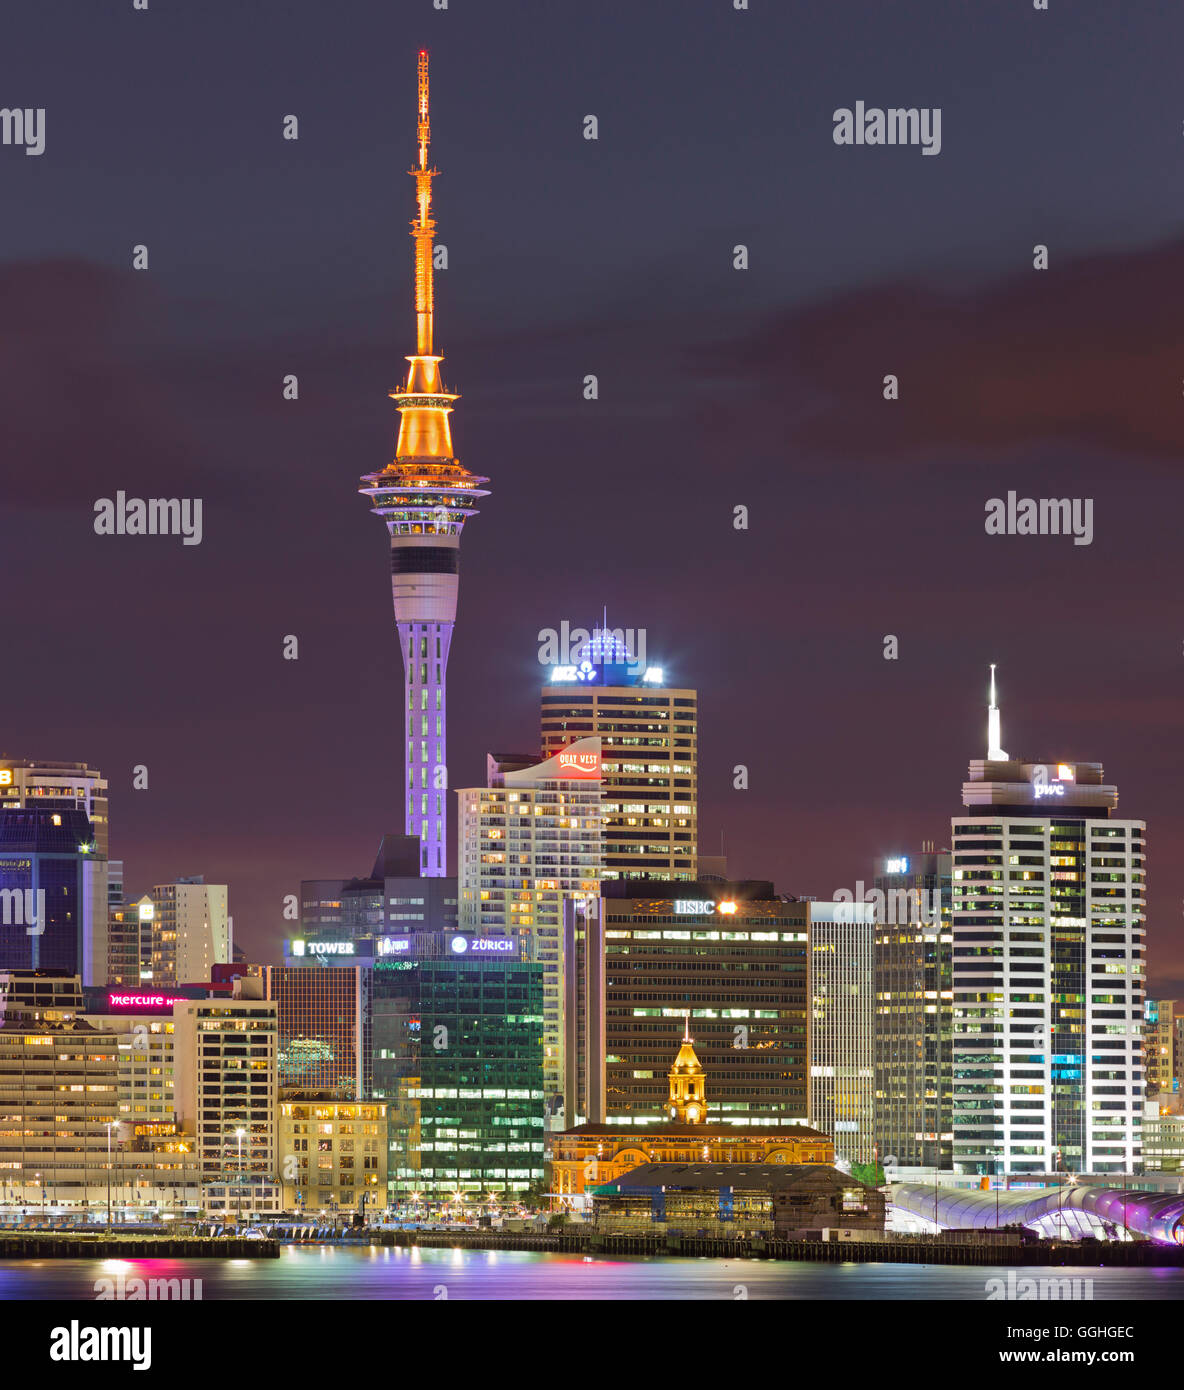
left=277, top=1097, right=390, bottom=1216
left=368, top=931, right=545, bottom=1203
left=550, top=1025, right=833, bottom=1200
left=591, top=1164, right=885, bottom=1237
left=950, top=669, right=1145, bottom=1176
left=173, top=978, right=281, bottom=1217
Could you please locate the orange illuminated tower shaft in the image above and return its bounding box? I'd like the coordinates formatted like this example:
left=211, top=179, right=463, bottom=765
left=358, top=51, right=489, bottom=877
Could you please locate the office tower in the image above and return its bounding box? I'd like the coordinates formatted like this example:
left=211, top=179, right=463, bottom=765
left=1143, top=999, right=1177, bottom=1099
left=565, top=881, right=811, bottom=1130
left=0, top=758, right=109, bottom=857
left=458, top=737, right=603, bottom=1123
left=369, top=931, right=545, bottom=1202
left=358, top=51, right=489, bottom=878
left=0, top=806, right=107, bottom=985
left=0, top=971, right=117, bottom=1208
left=300, top=834, right=458, bottom=943
left=262, top=964, right=369, bottom=1099
left=277, top=1099, right=390, bottom=1215
left=540, top=636, right=697, bottom=881
left=173, top=978, right=280, bottom=1216
left=809, top=901, right=876, bottom=1167
left=147, top=877, right=230, bottom=985
left=873, top=846, right=953, bottom=1169
left=951, top=670, right=1145, bottom=1177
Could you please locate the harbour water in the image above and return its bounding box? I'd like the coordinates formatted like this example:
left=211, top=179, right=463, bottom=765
left=2, top=1245, right=1183, bottom=1300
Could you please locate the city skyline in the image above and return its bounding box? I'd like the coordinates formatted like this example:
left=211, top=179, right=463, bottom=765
left=2, top=2, right=1181, bottom=1000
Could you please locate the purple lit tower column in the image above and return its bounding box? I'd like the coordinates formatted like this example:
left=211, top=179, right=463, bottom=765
left=359, top=50, right=489, bottom=876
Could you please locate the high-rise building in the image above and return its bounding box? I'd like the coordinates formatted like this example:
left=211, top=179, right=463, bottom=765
left=539, top=634, right=697, bottom=881
left=300, top=834, right=458, bottom=943
left=262, top=964, right=369, bottom=1099
left=0, top=759, right=109, bottom=857
left=173, top=978, right=280, bottom=1216
left=951, top=670, right=1146, bottom=1176
left=0, top=807, right=108, bottom=985
left=458, top=738, right=603, bottom=1123
left=873, top=847, right=953, bottom=1169
left=1143, top=999, right=1178, bottom=1099
left=368, top=931, right=545, bottom=1203
left=0, top=971, right=117, bottom=1208
left=147, top=877, right=230, bottom=986
left=358, top=51, right=489, bottom=878
left=565, top=881, right=812, bottom=1131
left=809, top=901, right=876, bottom=1167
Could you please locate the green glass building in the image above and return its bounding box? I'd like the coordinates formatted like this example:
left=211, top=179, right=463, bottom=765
left=370, top=932, right=545, bottom=1203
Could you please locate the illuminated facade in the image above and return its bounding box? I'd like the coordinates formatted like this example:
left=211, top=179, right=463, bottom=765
left=368, top=932, right=545, bottom=1202
left=1144, top=999, right=1178, bottom=1098
left=263, top=964, right=368, bottom=1099
left=359, top=51, right=489, bottom=878
left=565, top=882, right=811, bottom=1130
left=278, top=1099, right=389, bottom=1214
left=147, top=877, right=230, bottom=986
left=539, top=641, right=696, bottom=881
left=550, top=1028, right=833, bottom=1199
left=951, top=672, right=1145, bottom=1176
left=458, top=738, right=602, bottom=1123
left=873, top=847, right=953, bottom=1168
left=173, top=980, right=280, bottom=1215
left=0, top=807, right=107, bottom=986
left=809, top=901, right=876, bottom=1167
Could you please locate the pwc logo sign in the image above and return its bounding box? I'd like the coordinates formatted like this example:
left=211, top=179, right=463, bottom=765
left=558, top=749, right=600, bottom=779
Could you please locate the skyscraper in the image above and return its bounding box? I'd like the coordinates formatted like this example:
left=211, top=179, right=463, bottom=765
left=809, top=900, right=876, bottom=1167
left=359, top=51, right=489, bottom=878
left=539, top=633, right=697, bottom=880
left=457, top=738, right=603, bottom=1122
left=950, top=671, right=1146, bottom=1176
left=873, top=847, right=953, bottom=1169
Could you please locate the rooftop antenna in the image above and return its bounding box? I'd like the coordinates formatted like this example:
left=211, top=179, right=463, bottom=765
left=987, top=664, right=1008, bottom=760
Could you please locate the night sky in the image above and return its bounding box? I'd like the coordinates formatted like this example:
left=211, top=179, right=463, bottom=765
left=3, top=2, right=1181, bottom=993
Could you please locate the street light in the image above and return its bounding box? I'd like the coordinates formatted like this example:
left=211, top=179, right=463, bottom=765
left=235, top=1128, right=246, bottom=1227
left=106, top=1122, right=115, bottom=1233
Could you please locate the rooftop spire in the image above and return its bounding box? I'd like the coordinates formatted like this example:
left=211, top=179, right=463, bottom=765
left=392, top=48, right=458, bottom=462
left=413, top=48, right=435, bottom=358
left=987, top=663, right=1008, bottom=760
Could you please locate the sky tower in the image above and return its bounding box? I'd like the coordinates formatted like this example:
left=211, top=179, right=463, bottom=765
left=359, top=50, right=489, bottom=876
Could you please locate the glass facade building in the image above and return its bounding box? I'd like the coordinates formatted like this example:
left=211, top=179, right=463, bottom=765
left=369, top=932, right=545, bottom=1200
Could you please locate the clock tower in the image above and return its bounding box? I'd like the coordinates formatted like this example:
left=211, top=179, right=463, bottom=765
left=666, top=1017, right=707, bottom=1124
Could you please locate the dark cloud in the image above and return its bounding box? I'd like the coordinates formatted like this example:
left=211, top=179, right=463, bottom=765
left=706, top=238, right=1184, bottom=471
